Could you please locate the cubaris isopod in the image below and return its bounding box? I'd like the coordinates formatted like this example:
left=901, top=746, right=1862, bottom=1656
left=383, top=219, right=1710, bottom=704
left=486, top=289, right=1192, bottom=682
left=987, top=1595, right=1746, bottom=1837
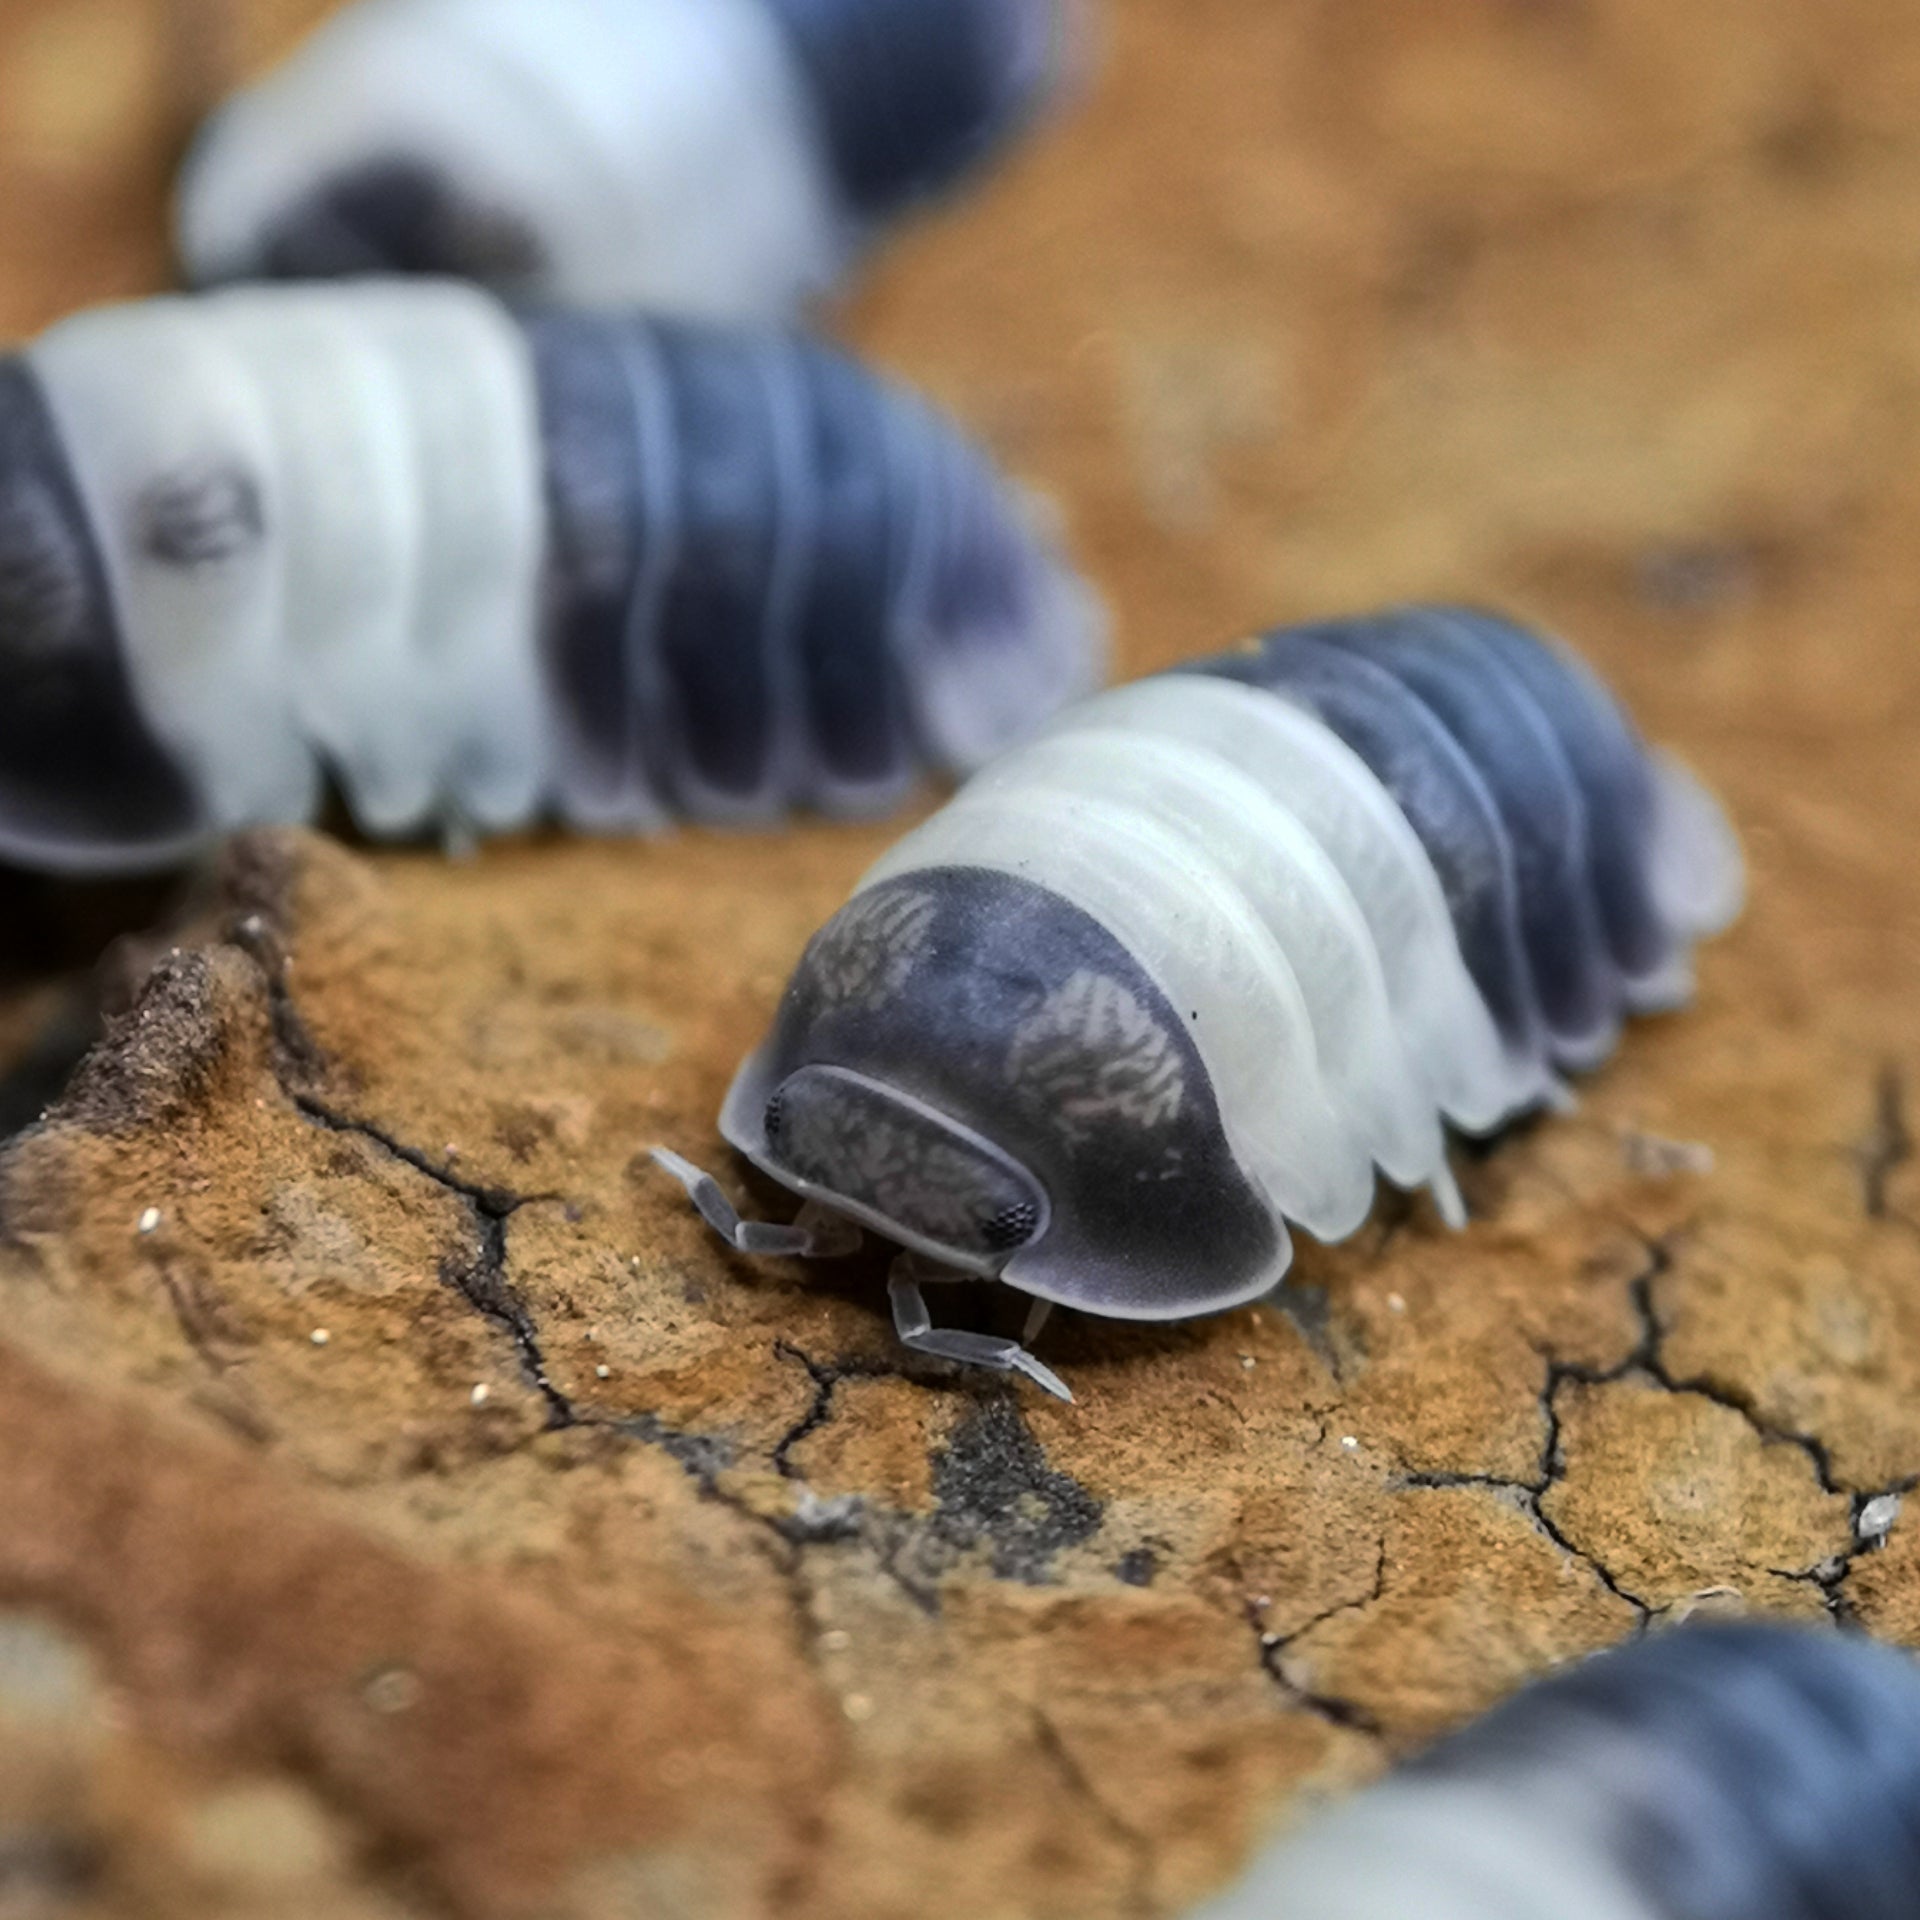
left=177, top=0, right=1079, bottom=318
left=1192, top=1621, right=1920, bottom=1920
left=0, top=280, right=1102, bottom=874
left=656, top=607, right=1741, bottom=1399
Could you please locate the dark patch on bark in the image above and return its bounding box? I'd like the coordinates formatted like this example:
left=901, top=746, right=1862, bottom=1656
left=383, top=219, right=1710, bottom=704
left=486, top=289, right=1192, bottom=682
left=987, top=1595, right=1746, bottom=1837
left=926, top=1396, right=1102, bottom=1584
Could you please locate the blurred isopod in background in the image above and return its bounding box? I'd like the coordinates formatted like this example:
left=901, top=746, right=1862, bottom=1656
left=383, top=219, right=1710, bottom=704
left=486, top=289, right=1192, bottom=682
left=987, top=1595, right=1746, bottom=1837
left=0, top=278, right=1103, bottom=874
left=1192, top=1621, right=1920, bottom=1920
left=174, top=0, right=1082, bottom=317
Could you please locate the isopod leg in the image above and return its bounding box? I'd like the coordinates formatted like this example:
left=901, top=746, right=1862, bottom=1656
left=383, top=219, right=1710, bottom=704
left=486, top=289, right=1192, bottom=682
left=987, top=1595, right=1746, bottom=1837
left=650, top=1147, right=861, bottom=1258
left=888, top=1258, right=1073, bottom=1403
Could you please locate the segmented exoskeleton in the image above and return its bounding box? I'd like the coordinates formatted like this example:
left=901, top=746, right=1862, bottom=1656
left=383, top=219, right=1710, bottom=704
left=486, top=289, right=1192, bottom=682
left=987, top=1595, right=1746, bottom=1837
left=658, top=607, right=1740, bottom=1397
left=177, top=0, right=1078, bottom=317
left=1193, top=1622, right=1920, bottom=1920
left=0, top=281, right=1103, bottom=873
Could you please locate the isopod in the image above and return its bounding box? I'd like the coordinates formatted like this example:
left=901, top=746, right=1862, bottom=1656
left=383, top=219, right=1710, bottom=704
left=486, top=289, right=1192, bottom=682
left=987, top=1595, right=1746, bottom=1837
left=1192, top=1620, right=1920, bottom=1919
left=0, top=280, right=1102, bottom=874
left=656, top=607, right=1740, bottom=1397
left=176, top=0, right=1078, bottom=317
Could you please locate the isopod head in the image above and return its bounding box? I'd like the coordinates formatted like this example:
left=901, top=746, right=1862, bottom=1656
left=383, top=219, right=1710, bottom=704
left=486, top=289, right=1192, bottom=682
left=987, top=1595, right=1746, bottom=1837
left=719, top=864, right=1285, bottom=1318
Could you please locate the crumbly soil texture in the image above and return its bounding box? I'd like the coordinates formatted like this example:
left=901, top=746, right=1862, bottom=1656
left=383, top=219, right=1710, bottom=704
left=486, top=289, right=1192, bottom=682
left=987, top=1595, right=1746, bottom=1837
left=2, top=0, right=1919, bottom=1915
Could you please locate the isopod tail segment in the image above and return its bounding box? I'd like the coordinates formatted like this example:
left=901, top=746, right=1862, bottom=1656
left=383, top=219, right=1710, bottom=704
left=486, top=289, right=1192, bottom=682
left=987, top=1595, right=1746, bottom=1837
left=176, top=0, right=1082, bottom=320
left=0, top=281, right=1103, bottom=874
left=658, top=607, right=1742, bottom=1399
left=1190, top=1620, right=1920, bottom=1920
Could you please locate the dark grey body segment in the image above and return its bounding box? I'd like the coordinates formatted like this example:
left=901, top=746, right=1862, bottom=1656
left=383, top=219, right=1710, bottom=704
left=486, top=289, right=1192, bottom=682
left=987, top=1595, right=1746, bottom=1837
left=250, top=157, right=544, bottom=287
left=1412, top=1624, right=1920, bottom=1920
left=527, top=314, right=1079, bottom=823
left=1336, top=609, right=1621, bottom=1053
left=724, top=867, right=1281, bottom=1316
left=646, top=322, right=790, bottom=804
left=762, top=0, right=1051, bottom=218
left=524, top=310, right=652, bottom=819
left=1190, top=606, right=1672, bottom=1065
left=788, top=344, right=912, bottom=793
left=1191, top=628, right=1546, bottom=1060
left=1431, top=606, right=1672, bottom=983
left=0, top=360, right=201, bottom=867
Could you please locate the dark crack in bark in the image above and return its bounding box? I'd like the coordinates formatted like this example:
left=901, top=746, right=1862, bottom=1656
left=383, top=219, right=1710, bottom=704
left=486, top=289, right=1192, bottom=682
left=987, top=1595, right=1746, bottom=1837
left=1626, top=1254, right=1847, bottom=1501
left=1247, top=1543, right=1390, bottom=1737
left=1381, top=1217, right=1909, bottom=1633
left=233, top=901, right=579, bottom=1430
left=1853, top=1062, right=1911, bottom=1219
left=295, top=1091, right=576, bottom=1430
left=1031, top=1706, right=1157, bottom=1918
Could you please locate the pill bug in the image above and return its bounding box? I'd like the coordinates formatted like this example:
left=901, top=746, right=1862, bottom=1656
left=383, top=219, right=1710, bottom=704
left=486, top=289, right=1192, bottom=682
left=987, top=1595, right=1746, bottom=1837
left=1190, top=1620, right=1920, bottom=1920
left=656, top=607, right=1740, bottom=1398
left=177, top=0, right=1077, bottom=318
left=0, top=280, right=1102, bottom=875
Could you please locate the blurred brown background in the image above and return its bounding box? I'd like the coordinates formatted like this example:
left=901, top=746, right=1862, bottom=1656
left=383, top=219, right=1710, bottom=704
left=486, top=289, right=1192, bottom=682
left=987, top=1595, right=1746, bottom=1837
left=1, top=3, right=1918, bottom=1918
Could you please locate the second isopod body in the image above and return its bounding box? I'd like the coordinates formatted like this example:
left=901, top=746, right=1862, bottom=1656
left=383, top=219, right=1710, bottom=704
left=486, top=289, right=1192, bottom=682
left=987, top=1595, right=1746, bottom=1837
left=0, top=281, right=1102, bottom=873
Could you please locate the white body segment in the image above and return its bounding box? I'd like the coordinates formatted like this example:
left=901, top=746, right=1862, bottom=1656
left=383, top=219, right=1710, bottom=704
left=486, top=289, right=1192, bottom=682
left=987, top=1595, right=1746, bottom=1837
left=28, top=283, right=552, bottom=840
left=1189, top=1782, right=1657, bottom=1920
left=178, top=0, right=852, bottom=317
left=1040, top=678, right=1557, bottom=1130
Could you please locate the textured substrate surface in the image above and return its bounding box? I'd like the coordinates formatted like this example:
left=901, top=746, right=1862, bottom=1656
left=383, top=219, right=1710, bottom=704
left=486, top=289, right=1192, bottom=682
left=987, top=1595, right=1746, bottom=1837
left=2, top=0, right=1919, bottom=1915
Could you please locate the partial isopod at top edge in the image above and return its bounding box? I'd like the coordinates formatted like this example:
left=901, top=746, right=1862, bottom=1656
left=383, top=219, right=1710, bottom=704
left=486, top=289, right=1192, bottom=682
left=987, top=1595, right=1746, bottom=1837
left=1189, top=1620, right=1920, bottom=1920
left=0, top=279, right=1104, bottom=874
left=655, top=607, right=1741, bottom=1398
left=176, top=0, right=1081, bottom=318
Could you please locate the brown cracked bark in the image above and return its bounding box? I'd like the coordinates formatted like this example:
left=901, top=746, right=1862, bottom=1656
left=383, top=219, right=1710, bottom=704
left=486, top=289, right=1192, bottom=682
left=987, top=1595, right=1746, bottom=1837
left=4, top=0, right=1920, bottom=1914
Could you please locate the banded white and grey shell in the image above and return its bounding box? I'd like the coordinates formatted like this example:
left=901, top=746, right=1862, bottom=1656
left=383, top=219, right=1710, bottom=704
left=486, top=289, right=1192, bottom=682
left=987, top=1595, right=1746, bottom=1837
left=0, top=280, right=1103, bottom=874
left=177, top=0, right=1076, bottom=318
left=681, top=608, right=1740, bottom=1393
left=1192, top=1621, right=1920, bottom=1920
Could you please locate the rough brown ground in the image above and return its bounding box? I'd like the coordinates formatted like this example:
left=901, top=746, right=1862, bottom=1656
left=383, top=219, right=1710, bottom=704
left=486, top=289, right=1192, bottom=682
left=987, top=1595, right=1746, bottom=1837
left=1, top=0, right=1919, bottom=1915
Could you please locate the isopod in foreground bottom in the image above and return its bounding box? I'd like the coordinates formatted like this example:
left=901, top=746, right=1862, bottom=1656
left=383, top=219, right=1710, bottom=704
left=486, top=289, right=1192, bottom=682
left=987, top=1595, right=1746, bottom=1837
left=1190, top=1620, right=1920, bottom=1920
left=657, top=606, right=1741, bottom=1399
